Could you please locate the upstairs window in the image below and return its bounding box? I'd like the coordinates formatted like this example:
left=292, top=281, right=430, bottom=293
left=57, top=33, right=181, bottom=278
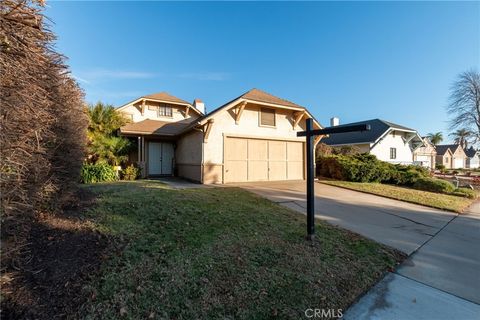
left=260, top=108, right=276, bottom=127
left=390, top=147, right=397, bottom=159
left=158, top=104, right=173, bottom=117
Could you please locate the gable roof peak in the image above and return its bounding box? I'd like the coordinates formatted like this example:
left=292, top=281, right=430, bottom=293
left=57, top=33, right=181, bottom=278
left=239, top=88, right=305, bottom=109
left=142, top=91, right=191, bottom=105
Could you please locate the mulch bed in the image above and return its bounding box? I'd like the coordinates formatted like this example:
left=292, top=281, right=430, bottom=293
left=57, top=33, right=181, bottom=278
left=1, top=188, right=109, bottom=319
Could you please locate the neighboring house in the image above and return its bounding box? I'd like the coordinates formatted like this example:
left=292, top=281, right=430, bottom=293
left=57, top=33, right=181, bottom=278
left=435, top=145, right=454, bottom=169
left=117, top=89, right=322, bottom=183
left=464, top=147, right=480, bottom=169
left=413, top=137, right=437, bottom=168
left=321, top=118, right=424, bottom=164
left=435, top=144, right=466, bottom=169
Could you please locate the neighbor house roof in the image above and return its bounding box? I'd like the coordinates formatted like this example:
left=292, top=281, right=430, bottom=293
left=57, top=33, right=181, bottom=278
left=435, top=144, right=461, bottom=156
left=119, top=119, right=191, bottom=136
left=464, top=147, right=479, bottom=158
left=321, top=119, right=417, bottom=146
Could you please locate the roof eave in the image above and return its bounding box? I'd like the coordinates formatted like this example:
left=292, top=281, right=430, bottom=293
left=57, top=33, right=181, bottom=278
left=117, top=97, right=202, bottom=115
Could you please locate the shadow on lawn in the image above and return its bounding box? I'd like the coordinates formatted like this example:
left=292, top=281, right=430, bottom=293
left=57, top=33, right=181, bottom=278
left=1, top=189, right=112, bottom=320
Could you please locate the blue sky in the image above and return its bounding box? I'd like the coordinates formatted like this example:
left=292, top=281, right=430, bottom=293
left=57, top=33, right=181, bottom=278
left=46, top=1, right=479, bottom=141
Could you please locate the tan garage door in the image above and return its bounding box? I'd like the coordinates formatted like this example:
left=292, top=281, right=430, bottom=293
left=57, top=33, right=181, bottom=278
left=224, top=137, right=304, bottom=183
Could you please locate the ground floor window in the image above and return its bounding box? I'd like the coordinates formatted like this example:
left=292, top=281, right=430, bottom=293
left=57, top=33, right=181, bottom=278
left=390, top=147, right=397, bottom=159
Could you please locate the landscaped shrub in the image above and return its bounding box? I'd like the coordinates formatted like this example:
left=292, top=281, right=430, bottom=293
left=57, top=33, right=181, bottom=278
left=451, top=188, right=476, bottom=199
left=121, top=165, right=139, bottom=181
left=317, top=153, right=429, bottom=184
left=435, top=164, right=446, bottom=171
left=81, top=163, right=117, bottom=184
left=413, top=177, right=455, bottom=194
left=388, top=165, right=429, bottom=186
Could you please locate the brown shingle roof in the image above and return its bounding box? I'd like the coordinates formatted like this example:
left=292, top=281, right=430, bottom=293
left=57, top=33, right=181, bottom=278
left=142, top=92, right=190, bottom=105
left=240, top=88, right=305, bottom=109
left=120, top=119, right=191, bottom=136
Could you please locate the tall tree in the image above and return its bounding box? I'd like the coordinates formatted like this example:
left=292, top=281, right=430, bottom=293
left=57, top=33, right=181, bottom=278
left=87, top=102, right=128, bottom=138
left=449, top=129, right=471, bottom=149
left=86, top=102, right=132, bottom=165
left=447, top=70, right=480, bottom=143
left=427, top=132, right=443, bottom=145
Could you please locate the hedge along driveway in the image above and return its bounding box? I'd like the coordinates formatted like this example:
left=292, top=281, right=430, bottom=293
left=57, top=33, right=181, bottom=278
left=320, top=180, right=477, bottom=213
left=78, top=180, right=404, bottom=319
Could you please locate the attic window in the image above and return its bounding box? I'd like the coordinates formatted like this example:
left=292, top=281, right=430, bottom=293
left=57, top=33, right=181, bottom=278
left=260, top=108, right=276, bottom=127
left=158, top=104, right=173, bottom=117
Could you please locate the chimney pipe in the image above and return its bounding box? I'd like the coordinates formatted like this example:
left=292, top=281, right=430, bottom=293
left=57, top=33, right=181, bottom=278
left=330, top=117, right=339, bottom=127
left=193, top=99, right=205, bottom=114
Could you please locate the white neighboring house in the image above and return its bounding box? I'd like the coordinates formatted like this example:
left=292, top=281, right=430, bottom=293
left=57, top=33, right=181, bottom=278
left=465, top=147, right=480, bottom=169
left=322, top=118, right=423, bottom=164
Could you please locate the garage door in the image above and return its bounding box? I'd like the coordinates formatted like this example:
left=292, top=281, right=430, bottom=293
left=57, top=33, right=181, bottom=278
left=415, top=155, right=431, bottom=168
left=224, top=137, right=304, bottom=183
left=453, top=158, right=464, bottom=169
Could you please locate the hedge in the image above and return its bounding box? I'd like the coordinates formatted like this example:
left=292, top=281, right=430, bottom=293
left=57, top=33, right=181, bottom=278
left=315, top=154, right=478, bottom=197
left=413, top=177, right=455, bottom=194
left=317, top=154, right=430, bottom=185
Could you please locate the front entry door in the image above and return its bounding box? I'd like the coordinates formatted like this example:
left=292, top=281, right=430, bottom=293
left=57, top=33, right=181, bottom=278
left=148, top=142, right=174, bottom=175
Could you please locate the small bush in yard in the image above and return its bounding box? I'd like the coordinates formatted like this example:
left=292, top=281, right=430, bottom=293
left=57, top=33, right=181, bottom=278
left=81, top=163, right=117, bottom=184
left=413, top=177, right=455, bottom=194
left=121, top=165, right=139, bottom=180
left=388, top=165, right=429, bottom=186
left=451, top=188, right=476, bottom=199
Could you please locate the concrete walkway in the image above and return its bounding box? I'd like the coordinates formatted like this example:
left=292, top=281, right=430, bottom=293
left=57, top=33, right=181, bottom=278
left=237, top=181, right=480, bottom=319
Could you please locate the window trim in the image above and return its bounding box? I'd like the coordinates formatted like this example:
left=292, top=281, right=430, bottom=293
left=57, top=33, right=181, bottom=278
left=157, top=104, right=173, bottom=118
left=258, top=107, right=276, bottom=128
left=390, top=147, right=397, bottom=160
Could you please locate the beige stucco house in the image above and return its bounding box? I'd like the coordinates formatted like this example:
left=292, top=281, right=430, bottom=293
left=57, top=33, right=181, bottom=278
left=435, top=144, right=466, bottom=169
left=117, top=89, right=322, bottom=183
left=413, top=137, right=437, bottom=168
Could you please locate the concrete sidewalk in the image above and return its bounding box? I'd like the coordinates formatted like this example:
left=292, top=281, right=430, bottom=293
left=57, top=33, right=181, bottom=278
left=237, top=181, right=480, bottom=319
left=344, top=273, right=480, bottom=320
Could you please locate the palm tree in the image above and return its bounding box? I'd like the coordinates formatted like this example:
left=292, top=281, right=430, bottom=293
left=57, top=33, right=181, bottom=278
left=427, top=132, right=443, bottom=145
left=86, top=102, right=132, bottom=165
left=87, top=102, right=129, bottom=138
left=89, top=133, right=131, bottom=165
left=450, top=129, right=471, bottom=149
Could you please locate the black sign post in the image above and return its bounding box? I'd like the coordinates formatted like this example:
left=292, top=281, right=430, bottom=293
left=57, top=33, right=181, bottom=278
left=297, top=119, right=370, bottom=240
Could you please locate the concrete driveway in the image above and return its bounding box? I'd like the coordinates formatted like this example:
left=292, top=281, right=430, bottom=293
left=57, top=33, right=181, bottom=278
left=239, top=180, right=455, bottom=255
left=237, top=180, right=480, bottom=319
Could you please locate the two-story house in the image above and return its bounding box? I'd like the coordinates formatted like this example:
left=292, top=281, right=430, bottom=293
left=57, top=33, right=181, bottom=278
left=117, top=89, right=322, bottom=183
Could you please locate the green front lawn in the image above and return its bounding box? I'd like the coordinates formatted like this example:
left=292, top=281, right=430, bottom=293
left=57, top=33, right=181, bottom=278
left=79, top=180, right=402, bottom=319
left=320, top=180, right=477, bottom=213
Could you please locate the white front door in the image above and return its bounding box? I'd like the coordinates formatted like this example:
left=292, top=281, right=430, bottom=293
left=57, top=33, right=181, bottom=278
left=161, top=143, right=174, bottom=175
left=148, top=142, right=174, bottom=175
